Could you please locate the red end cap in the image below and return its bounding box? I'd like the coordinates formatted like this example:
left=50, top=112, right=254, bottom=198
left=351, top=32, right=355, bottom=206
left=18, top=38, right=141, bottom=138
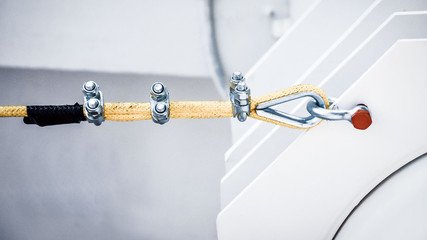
left=351, top=109, right=372, bottom=130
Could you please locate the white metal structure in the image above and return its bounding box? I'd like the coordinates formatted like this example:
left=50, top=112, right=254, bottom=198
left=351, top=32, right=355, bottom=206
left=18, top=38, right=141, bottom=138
left=1, top=1, right=426, bottom=239
left=223, top=0, right=427, bottom=209
left=223, top=10, right=427, bottom=209
left=219, top=0, right=427, bottom=238
left=335, top=153, right=427, bottom=239
left=218, top=39, right=427, bottom=239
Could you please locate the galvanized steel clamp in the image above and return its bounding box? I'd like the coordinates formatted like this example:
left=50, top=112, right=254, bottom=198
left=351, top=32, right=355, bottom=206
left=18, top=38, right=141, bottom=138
left=229, top=72, right=251, bottom=122
left=82, top=81, right=105, bottom=126
left=150, top=82, right=170, bottom=125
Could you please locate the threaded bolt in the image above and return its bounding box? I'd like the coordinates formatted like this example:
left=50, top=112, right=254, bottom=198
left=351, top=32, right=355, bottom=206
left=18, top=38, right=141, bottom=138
left=236, top=81, right=247, bottom=91
left=87, top=98, right=100, bottom=109
left=232, top=72, right=244, bottom=81
left=84, top=81, right=96, bottom=91
left=152, top=83, right=164, bottom=94
left=237, top=112, right=247, bottom=122
left=155, top=103, right=166, bottom=113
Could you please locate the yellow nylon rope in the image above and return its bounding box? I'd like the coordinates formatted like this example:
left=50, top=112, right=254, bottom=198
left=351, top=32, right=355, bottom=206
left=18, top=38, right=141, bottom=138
left=0, top=106, right=27, bottom=117
left=104, top=101, right=233, bottom=121
left=0, top=84, right=328, bottom=128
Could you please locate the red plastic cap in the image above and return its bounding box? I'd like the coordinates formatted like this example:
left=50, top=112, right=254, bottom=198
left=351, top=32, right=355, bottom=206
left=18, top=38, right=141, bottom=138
left=351, top=109, right=372, bottom=130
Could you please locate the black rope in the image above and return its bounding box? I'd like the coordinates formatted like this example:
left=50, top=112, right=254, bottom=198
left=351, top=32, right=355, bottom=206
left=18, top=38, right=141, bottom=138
left=23, top=103, right=86, bottom=127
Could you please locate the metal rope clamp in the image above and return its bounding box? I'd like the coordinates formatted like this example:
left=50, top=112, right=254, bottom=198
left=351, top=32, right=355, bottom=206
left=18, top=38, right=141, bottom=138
left=82, top=81, right=104, bottom=126
left=230, top=72, right=251, bottom=122
left=150, top=82, right=170, bottom=125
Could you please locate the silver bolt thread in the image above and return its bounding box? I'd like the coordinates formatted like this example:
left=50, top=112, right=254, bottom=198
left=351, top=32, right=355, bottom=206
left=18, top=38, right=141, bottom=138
left=237, top=112, right=247, bottom=122
left=152, top=83, right=164, bottom=94
left=232, top=72, right=243, bottom=81
left=155, top=102, right=166, bottom=113
left=151, top=82, right=168, bottom=101
left=82, top=81, right=99, bottom=97
left=236, top=81, right=247, bottom=91
left=87, top=98, right=100, bottom=110
left=230, top=72, right=246, bottom=91
left=84, top=81, right=96, bottom=91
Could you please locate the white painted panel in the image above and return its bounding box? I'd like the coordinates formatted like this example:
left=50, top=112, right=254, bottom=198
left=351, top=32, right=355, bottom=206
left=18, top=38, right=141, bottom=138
left=228, top=0, right=427, bottom=166
left=217, top=39, right=427, bottom=239
left=247, top=0, right=377, bottom=96
left=301, top=0, right=427, bottom=85
left=335, top=153, right=427, bottom=240
left=222, top=12, right=427, bottom=209
left=229, top=0, right=378, bottom=141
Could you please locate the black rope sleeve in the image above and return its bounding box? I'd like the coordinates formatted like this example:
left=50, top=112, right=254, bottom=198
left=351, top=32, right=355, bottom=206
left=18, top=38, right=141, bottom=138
left=23, top=103, right=86, bottom=127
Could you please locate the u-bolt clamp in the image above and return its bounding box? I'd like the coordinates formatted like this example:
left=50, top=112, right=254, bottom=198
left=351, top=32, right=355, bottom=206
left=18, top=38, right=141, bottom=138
left=150, top=82, right=170, bottom=124
left=230, top=72, right=251, bottom=122
left=82, top=81, right=104, bottom=126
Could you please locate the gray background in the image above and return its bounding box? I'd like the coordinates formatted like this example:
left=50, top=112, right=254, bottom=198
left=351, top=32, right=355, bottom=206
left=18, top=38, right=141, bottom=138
left=0, top=68, right=230, bottom=240
left=0, top=0, right=316, bottom=238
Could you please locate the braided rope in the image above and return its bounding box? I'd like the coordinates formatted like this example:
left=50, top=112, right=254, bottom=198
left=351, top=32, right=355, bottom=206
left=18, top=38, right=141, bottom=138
left=104, top=102, right=151, bottom=121
left=170, top=101, right=232, bottom=119
left=0, top=106, right=27, bottom=117
left=0, top=84, right=328, bottom=129
left=104, top=101, right=233, bottom=121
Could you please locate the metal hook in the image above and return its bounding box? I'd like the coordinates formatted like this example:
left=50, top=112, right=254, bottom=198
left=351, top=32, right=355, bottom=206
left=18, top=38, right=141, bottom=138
left=255, top=92, right=327, bottom=129
left=306, top=100, right=372, bottom=130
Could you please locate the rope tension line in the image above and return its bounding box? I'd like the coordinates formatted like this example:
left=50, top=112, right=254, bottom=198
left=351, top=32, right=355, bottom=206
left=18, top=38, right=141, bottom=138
left=0, top=72, right=372, bottom=130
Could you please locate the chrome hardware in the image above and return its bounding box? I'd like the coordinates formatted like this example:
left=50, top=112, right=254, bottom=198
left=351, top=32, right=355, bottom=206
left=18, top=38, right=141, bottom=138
left=255, top=92, right=327, bottom=129
left=82, top=81, right=104, bottom=126
left=306, top=100, right=372, bottom=130
left=230, top=72, right=251, bottom=122
left=150, top=82, right=170, bottom=124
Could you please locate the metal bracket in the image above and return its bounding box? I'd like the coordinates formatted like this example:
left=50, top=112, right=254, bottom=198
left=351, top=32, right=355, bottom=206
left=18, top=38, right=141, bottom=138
left=82, top=81, right=104, bottom=126
left=229, top=72, right=251, bottom=122
left=150, top=82, right=170, bottom=125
